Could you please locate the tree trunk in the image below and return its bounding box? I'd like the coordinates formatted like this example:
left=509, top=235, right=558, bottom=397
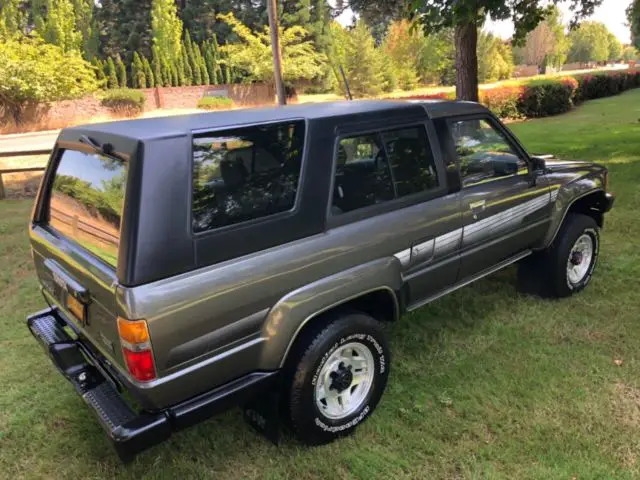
left=455, top=20, right=479, bottom=102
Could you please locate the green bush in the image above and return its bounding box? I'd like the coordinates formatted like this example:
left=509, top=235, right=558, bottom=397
left=100, top=88, right=145, bottom=117
left=0, top=38, right=98, bottom=125
left=197, top=96, right=233, bottom=110
left=517, top=77, right=578, bottom=118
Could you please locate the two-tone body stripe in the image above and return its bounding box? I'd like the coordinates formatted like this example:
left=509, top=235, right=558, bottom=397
left=462, top=193, right=549, bottom=246
left=394, top=192, right=552, bottom=268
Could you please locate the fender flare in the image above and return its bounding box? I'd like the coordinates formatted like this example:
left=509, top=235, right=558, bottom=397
left=257, top=257, right=403, bottom=370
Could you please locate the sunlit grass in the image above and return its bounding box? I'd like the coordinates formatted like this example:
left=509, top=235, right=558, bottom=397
left=1, top=89, right=640, bottom=478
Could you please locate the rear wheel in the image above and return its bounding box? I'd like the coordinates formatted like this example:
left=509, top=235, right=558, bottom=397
left=518, top=213, right=600, bottom=298
left=284, top=312, right=390, bottom=445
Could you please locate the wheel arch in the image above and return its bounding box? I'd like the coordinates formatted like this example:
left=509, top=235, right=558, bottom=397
left=541, top=187, right=607, bottom=249
left=257, top=258, right=403, bottom=370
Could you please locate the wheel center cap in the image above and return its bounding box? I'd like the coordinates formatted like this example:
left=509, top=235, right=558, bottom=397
left=571, top=251, right=584, bottom=266
left=330, top=367, right=353, bottom=393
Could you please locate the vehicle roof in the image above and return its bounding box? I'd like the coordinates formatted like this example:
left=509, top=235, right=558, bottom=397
left=64, top=99, right=488, bottom=142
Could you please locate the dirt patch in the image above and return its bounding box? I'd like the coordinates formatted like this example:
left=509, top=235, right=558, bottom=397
left=613, top=382, right=640, bottom=428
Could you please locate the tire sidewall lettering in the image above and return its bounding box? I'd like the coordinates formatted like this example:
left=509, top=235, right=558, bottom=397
left=310, top=329, right=387, bottom=429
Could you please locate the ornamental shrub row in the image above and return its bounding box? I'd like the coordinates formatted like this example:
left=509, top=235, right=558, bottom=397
left=399, top=69, right=640, bottom=120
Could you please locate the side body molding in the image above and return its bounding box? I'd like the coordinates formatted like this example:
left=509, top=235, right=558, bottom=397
left=259, top=257, right=403, bottom=370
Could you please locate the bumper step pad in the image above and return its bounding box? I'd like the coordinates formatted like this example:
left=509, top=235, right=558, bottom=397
left=27, top=309, right=170, bottom=462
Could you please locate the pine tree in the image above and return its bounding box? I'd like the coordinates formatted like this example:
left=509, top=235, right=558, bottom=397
left=203, top=41, right=218, bottom=84
left=115, top=54, right=127, bottom=88
left=0, top=0, right=26, bottom=37
left=93, top=58, right=105, bottom=85
left=37, top=0, right=82, bottom=52
left=151, top=0, right=183, bottom=64
left=184, top=31, right=202, bottom=85
left=132, top=52, right=147, bottom=88
left=142, top=55, right=155, bottom=88
left=152, top=46, right=164, bottom=87
left=97, top=0, right=153, bottom=60
left=161, top=55, right=172, bottom=87
left=182, top=44, right=194, bottom=85
left=176, top=49, right=186, bottom=86
left=171, top=62, right=179, bottom=86
left=222, top=63, right=231, bottom=84
left=194, top=44, right=210, bottom=84
left=73, top=0, right=99, bottom=59
left=106, top=57, right=119, bottom=89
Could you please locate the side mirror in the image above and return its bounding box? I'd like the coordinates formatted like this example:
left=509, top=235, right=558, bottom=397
left=530, top=156, right=547, bottom=173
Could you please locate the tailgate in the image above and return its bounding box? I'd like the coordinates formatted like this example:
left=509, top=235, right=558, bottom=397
left=30, top=146, right=129, bottom=372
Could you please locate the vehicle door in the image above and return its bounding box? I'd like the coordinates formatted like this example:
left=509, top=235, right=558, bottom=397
left=448, top=115, right=551, bottom=279
left=329, top=121, right=463, bottom=307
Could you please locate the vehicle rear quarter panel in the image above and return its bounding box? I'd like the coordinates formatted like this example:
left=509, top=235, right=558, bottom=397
left=117, top=189, right=460, bottom=408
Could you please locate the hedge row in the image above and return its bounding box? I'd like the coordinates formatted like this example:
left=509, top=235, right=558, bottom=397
left=402, top=69, right=640, bottom=119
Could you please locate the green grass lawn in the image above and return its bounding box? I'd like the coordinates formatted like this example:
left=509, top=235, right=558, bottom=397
left=2, top=91, right=640, bottom=479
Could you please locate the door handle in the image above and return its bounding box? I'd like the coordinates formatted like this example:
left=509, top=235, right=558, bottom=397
left=469, top=200, right=486, bottom=220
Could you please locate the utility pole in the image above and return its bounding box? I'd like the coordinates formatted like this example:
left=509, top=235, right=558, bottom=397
left=266, top=0, right=286, bottom=106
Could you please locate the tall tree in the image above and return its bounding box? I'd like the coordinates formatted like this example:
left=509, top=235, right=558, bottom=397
left=346, top=1, right=407, bottom=43
left=568, top=21, right=611, bottom=64
left=606, top=32, right=622, bottom=62
left=72, top=0, right=99, bottom=59
left=181, top=0, right=268, bottom=44
left=36, top=0, right=82, bottom=52
left=115, top=54, right=128, bottom=87
left=410, top=0, right=603, bottom=101
left=96, top=0, right=153, bottom=61
left=217, top=11, right=326, bottom=85
left=628, top=0, right=640, bottom=50
left=151, top=0, right=183, bottom=64
left=477, top=32, right=513, bottom=82
left=0, top=0, right=26, bottom=37
left=383, top=20, right=422, bottom=90
left=132, top=52, right=147, bottom=88
left=152, top=46, right=164, bottom=86
left=142, top=55, right=155, bottom=87
left=106, top=57, right=119, bottom=89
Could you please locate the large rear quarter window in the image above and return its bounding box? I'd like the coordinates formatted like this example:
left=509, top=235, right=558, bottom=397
left=47, top=149, right=127, bottom=267
left=192, top=120, right=305, bottom=233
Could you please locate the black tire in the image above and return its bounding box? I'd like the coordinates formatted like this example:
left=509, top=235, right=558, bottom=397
left=284, top=311, right=390, bottom=445
left=518, top=213, right=599, bottom=298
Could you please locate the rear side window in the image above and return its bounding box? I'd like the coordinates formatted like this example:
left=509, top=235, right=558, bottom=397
left=332, top=125, right=439, bottom=215
left=48, top=150, right=127, bottom=267
left=192, top=121, right=305, bottom=233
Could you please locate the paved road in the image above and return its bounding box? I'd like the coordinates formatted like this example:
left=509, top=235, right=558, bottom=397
left=0, top=130, right=59, bottom=154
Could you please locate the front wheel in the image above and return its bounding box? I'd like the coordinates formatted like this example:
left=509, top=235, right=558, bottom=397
left=519, top=213, right=600, bottom=298
left=284, top=312, right=390, bottom=445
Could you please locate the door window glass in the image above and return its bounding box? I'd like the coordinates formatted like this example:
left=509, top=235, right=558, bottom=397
left=451, top=119, right=527, bottom=186
left=381, top=126, right=439, bottom=197
left=332, top=134, right=394, bottom=214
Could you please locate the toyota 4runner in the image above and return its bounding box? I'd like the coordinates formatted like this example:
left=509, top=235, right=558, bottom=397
left=26, top=100, right=614, bottom=461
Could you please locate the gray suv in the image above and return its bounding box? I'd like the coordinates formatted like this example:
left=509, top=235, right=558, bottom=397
left=26, top=100, right=614, bottom=461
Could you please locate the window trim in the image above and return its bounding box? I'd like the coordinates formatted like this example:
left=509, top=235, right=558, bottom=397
left=326, top=120, right=448, bottom=229
left=189, top=118, right=308, bottom=238
left=445, top=113, right=533, bottom=189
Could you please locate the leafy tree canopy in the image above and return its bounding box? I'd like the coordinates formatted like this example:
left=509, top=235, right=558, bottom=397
left=628, top=0, right=640, bottom=50
left=217, top=12, right=326, bottom=83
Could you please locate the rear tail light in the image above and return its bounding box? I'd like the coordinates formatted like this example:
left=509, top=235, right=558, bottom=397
left=117, top=317, right=156, bottom=382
